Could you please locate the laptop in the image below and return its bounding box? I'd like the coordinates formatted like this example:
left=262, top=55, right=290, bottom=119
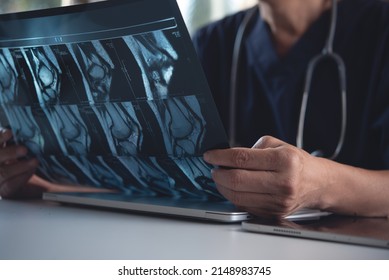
left=0, top=0, right=327, bottom=222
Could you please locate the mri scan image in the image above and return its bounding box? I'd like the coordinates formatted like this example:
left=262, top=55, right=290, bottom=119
left=0, top=19, right=227, bottom=199
left=0, top=49, right=45, bottom=154
left=22, top=47, right=92, bottom=156
left=123, top=31, right=178, bottom=100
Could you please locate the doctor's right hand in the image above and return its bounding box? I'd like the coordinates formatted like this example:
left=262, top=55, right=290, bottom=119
left=0, top=128, right=40, bottom=199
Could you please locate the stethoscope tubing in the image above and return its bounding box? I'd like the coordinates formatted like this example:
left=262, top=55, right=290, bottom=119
left=230, top=0, right=347, bottom=160
left=296, top=0, right=347, bottom=159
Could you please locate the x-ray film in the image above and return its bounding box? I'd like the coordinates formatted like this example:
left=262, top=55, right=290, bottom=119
left=0, top=0, right=228, bottom=199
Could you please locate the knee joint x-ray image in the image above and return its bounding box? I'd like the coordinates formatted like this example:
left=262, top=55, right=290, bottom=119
left=0, top=7, right=228, bottom=199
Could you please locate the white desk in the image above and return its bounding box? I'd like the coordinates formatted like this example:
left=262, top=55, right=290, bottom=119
left=0, top=199, right=388, bottom=260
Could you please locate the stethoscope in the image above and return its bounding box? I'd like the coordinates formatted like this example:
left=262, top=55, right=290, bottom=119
left=229, top=0, right=347, bottom=160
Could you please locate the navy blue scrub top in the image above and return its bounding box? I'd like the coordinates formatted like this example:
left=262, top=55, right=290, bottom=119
left=192, top=0, right=389, bottom=170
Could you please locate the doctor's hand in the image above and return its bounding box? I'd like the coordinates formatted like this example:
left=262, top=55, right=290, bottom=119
left=0, top=128, right=41, bottom=199
left=204, top=136, right=326, bottom=219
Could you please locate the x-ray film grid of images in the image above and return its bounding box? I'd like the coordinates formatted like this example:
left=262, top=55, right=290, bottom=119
left=0, top=24, right=227, bottom=199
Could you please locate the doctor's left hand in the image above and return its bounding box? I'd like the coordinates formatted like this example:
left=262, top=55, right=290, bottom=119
left=0, top=128, right=42, bottom=199
left=204, top=136, right=326, bottom=218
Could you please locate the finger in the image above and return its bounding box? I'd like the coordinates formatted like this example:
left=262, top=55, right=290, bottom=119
left=0, top=170, right=36, bottom=199
left=216, top=183, right=287, bottom=211
left=252, top=135, right=285, bottom=149
left=0, top=129, right=12, bottom=145
left=211, top=167, right=291, bottom=195
left=11, top=175, right=46, bottom=199
left=0, top=158, right=38, bottom=181
left=0, top=159, right=39, bottom=198
left=0, top=145, right=28, bottom=163
left=216, top=184, right=297, bottom=219
left=204, top=147, right=291, bottom=171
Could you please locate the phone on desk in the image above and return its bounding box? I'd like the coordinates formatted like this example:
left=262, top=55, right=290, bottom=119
left=242, top=215, right=389, bottom=249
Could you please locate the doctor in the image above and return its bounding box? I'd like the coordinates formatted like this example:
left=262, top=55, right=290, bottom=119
left=195, top=0, right=389, bottom=218
left=1, top=0, right=389, bottom=220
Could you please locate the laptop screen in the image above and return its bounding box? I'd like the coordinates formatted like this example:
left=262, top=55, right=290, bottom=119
left=0, top=0, right=228, bottom=199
